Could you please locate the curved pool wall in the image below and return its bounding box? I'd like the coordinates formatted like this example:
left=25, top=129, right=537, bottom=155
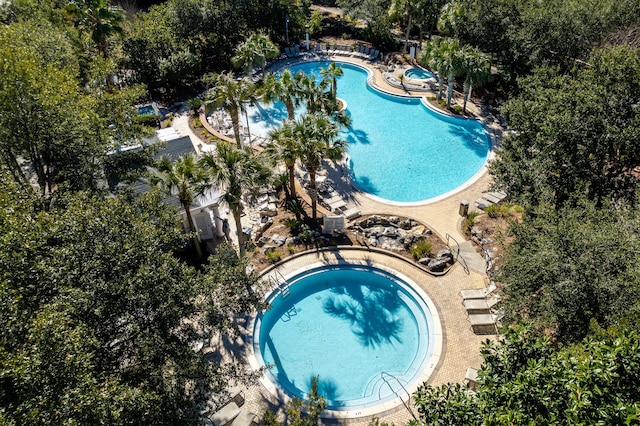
left=243, top=61, right=490, bottom=204
left=249, top=262, right=443, bottom=419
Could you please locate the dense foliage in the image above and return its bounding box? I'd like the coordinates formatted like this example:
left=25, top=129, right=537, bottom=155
left=0, top=177, right=265, bottom=424
left=412, top=326, right=640, bottom=425
left=491, top=45, right=640, bottom=208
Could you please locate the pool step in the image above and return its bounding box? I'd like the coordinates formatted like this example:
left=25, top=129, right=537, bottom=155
left=281, top=306, right=297, bottom=322
left=279, top=283, right=291, bottom=298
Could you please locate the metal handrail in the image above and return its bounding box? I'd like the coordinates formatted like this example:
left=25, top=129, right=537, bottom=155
left=380, top=372, right=417, bottom=420
left=446, top=233, right=470, bottom=275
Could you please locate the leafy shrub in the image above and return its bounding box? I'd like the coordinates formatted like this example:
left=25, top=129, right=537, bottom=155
left=299, top=230, right=312, bottom=245
left=133, top=113, right=159, bottom=126
left=286, top=244, right=295, bottom=254
left=411, top=240, right=433, bottom=259
left=453, top=105, right=463, bottom=112
left=193, top=117, right=203, bottom=128
left=438, top=99, right=446, bottom=107
left=265, top=248, right=281, bottom=264
left=485, top=203, right=511, bottom=218
left=283, top=218, right=298, bottom=229
left=465, top=210, right=481, bottom=230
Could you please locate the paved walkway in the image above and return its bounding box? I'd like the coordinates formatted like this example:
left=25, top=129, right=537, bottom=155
left=172, top=52, right=502, bottom=425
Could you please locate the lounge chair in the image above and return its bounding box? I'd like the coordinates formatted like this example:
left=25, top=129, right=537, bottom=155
left=362, top=47, right=370, bottom=56
left=230, top=410, right=258, bottom=426
left=209, top=401, right=241, bottom=426
left=460, top=282, right=497, bottom=300
left=467, top=312, right=501, bottom=334
left=465, top=367, right=479, bottom=390
left=284, top=47, right=293, bottom=58
left=343, top=207, right=361, bottom=220
left=463, top=294, right=501, bottom=314
left=474, top=190, right=507, bottom=210
left=369, top=49, right=379, bottom=61
left=293, top=45, right=301, bottom=57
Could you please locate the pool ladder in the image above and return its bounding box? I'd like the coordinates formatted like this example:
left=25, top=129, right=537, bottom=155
left=271, top=270, right=296, bottom=321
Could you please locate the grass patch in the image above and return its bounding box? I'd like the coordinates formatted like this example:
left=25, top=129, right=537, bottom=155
left=410, top=240, right=433, bottom=259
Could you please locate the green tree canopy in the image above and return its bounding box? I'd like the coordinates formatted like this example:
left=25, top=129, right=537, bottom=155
left=490, top=45, right=640, bottom=208
left=412, top=326, right=640, bottom=425
left=0, top=178, right=265, bottom=424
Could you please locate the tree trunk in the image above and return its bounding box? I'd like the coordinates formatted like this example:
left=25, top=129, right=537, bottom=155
left=447, top=71, right=454, bottom=108
left=230, top=107, right=243, bottom=148
left=232, top=202, right=246, bottom=257
left=309, top=168, right=318, bottom=221
left=463, top=77, right=471, bottom=113
left=184, top=203, right=203, bottom=259
left=403, top=14, right=413, bottom=54
left=437, top=74, right=445, bottom=100
left=285, top=99, right=295, bottom=121
left=288, top=164, right=297, bottom=199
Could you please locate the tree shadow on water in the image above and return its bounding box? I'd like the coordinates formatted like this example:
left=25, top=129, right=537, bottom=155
left=307, top=375, right=339, bottom=402
left=323, top=285, right=403, bottom=348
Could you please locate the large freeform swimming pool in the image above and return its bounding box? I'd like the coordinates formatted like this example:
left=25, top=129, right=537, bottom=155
left=252, top=264, right=439, bottom=413
left=243, top=61, right=490, bottom=204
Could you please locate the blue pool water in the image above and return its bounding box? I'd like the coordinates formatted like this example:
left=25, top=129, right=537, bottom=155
left=404, top=67, right=434, bottom=80
left=138, top=105, right=155, bottom=115
left=254, top=265, right=434, bottom=409
left=244, top=61, right=489, bottom=203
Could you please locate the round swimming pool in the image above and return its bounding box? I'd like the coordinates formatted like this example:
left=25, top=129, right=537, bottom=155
left=243, top=61, right=490, bottom=203
left=252, top=264, right=439, bottom=413
left=404, top=67, right=434, bottom=81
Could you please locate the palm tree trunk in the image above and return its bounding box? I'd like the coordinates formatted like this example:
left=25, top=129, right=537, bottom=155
left=184, top=203, right=203, bottom=259
left=285, top=99, right=295, bottom=121
left=231, top=202, right=245, bottom=257
left=447, top=71, right=454, bottom=108
left=463, top=77, right=472, bottom=113
left=403, top=14, right=412, bottom=54
left=309, top=168, right=318, bottom=221
left=230, top=108, right=243, bottom=149
left=288, top=164, right=297, bottom=199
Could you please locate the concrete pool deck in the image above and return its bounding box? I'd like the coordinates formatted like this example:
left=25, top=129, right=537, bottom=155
left=172, top=52, right=503, bottom=424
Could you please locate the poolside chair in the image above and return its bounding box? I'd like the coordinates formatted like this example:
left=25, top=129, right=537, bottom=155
left=474, top=190, right=507, bottom=210
left=362, top=47, right=370, bottom=56
left=209, top=401, right=241, bottom=426
left=230, top=410, right=258, bottom=426
left=465, top=367, right=479, bottom=390
left=284, top=47, right=293, bottom=58
left=467, top=313, right=498, bottom=335
left=293, top=45, right=301, bottom=57
left=320, top=43, right=327, bottom=55
left=460, top=282, right=497, bottom=300
left=463, top=294, right=501, bottom=314
left=343, top=207, right=361, bottom=220
left=370, top=49, right=380, bottom=61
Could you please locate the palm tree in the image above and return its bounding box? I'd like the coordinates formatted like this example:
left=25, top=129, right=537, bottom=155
left=419, top=37, right=461, bottom=108
left=152, top=153, right=210, bottom=259
left=266, top=121, right=303, bottom=199
left=298, top=72, right=331, bottom=114
left=252, top=34, right=279, bottom=77
left=262, top=69, right=306, bottom=120
left=232, top=34, right=279, bottom=78
left=203, top=72, right=256, bottom=148
left=67, top=0, right=124, bottom=57
left=460, top=46, right=492, bottom=113
left=232, top=40, right=258, bottom=77
left=297, top=113, right=348, bottom=221
left=389, top=0, right=416, bottom=54
left=320, top=62, right=343, bottom=100
left=200, top=142, right=272, bottom=257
